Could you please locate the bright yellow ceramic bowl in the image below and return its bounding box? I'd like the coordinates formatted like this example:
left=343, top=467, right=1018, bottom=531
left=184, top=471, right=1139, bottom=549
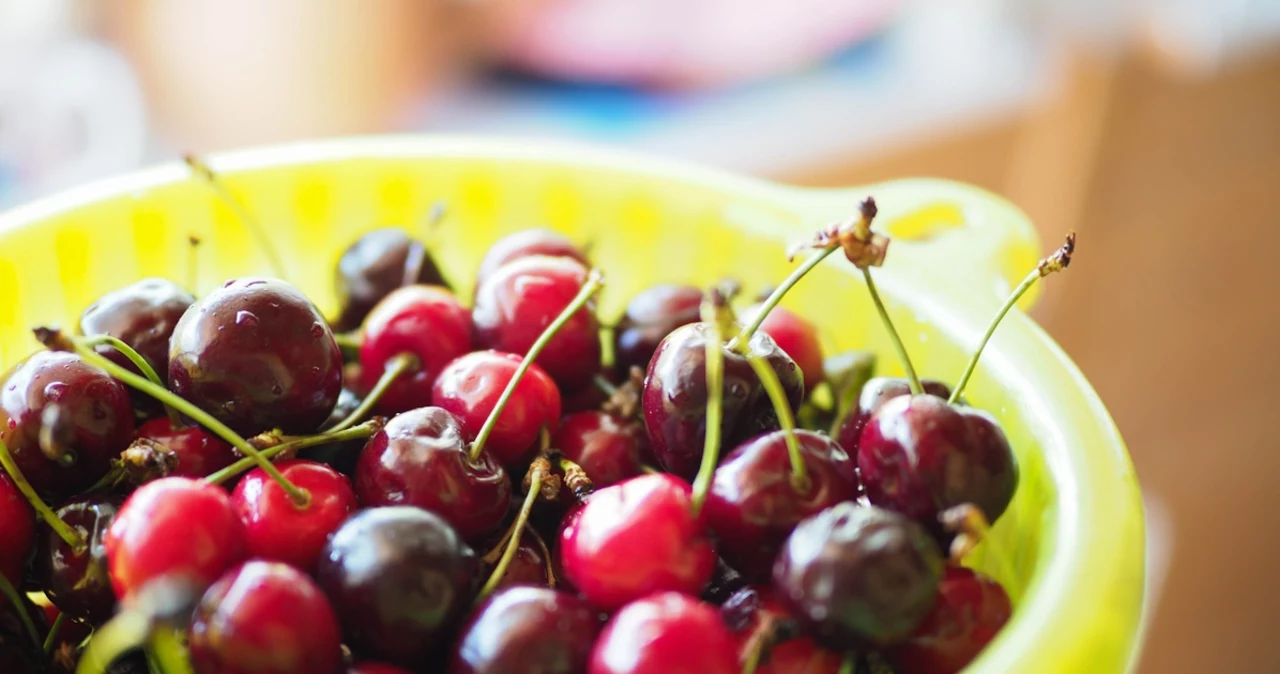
left=0, top=136, right=1144, bottom=672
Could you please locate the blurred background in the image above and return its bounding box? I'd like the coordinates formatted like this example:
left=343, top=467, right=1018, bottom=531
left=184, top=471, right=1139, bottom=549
left=2, top=0, right=1277, bottom=670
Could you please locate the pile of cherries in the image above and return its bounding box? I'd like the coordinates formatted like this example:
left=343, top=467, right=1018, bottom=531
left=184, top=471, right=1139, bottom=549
left=0, top=170, right=1075, bottom=674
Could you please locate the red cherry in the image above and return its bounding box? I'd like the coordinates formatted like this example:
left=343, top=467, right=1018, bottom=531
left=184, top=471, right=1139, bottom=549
left=189, top=560, right=343, bottom=674
left=104, top=477, right=246, bottom=599
left=135, top=418, right=237, bottom=479
left=473, top=256, right=601, bottom=391
left=450, top=586, right=600, bottom=674
left=739, top=304, right=825, bottom=393
left=733, top=587, right=844, bottom=674
left=887, top=567, right=1012, bottom=674
left=231, top=459, right=357, bottom=571
left=834, top=377, right=951, bottom=457
left=560, top=473, right=715, bottom=612
left=358, top=285, right=472, bottom=414
left=551, top=412, right=647, bottom=488
left=475, top=229, right=588, bottom=290
left=432, top=351, right=562, bottom=469
left=0, top=473, right=34, bottom=594
left=589, top=592, right=738, bottom=674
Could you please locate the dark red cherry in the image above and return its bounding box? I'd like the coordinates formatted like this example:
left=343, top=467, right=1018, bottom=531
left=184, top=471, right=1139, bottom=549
left=135, top=418, right=236, bottom=478
left=473, top=256, right=600, bottom=391
left=642, top=323, right=803, bottom=480
left=858, top=394, right=1017, bottom=529
left=104, top=477, right=246, bottom=600
left=0, top=351, right=134, bottom=499
left=36, top=494, right=120, bottom=624
left=316, top=506, right=478, bottom=668
left=481, top=527, right=551, bottom=590
left=589, top=592, right=738, bottom=674
left=231, top=459, right=357, bottom=571
left=169, top=277, right=342, bottom=436
left=738, top=304, right=824, bottom=393
left=773, top=502, right=943, bottom=648
left=190, top=560, right=343, bottom=674
left=333, top=228, right=448, bottom=332
left=475, top=229, right=587, bottom=290
left=613, top=284, right=703, bottom=377
left=449, top=586, right=600, bottom=674
left=551, top=411, right=647, bottom=488
left=359, top=285, right=472, bottom=414
left=432, top=351, right=562, bottom=469
left=835, top=377, right=951, bottom=456
left=348, top=664, right=413, bottom=674
left=887, top=566, right=1012, bottom=674
left=0, top=473, right=34, bottom=593
left=733, top=587, right=844, bottom=674
left=560, top=473, right=715, bottom=611
left=704, top=430, right=859, bottom=581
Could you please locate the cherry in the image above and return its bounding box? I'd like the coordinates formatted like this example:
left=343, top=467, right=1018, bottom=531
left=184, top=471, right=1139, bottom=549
left=480, top=527, right=553, bottom=591
left=354, top=406, right=511, bottom=542
left=834, top=377, right=951, bottom=457
left=230, top=459, right=357, bottom=571
left=738, top=303, right=825, bottom=393
left=358, top=285, right=472, bottom=414
left=0, top=351, right=134, bottom=499
left=559, top=473, right=715, bottom=612
left=104, top=477, right=246, bottom=600
left=704, top=429, right=858, bottom=581
left=348, top=664, right=413, bottom=674
left=189, top=560, right=343, bottom=674
left=773, top=502, right=943, bottom=648
left=733, top=587, right=844, bottom=674
left=316, top=506, right=478, bottom=668
left=475, top=228, right=588, bottom=290
left=612, top=284, right=703, bottom=377
left=589, top=592, right=738, bottom=674
left=0, top=473, right=34, bottom=594
left=333, top=226, right=448, bottom=332
left=134, top=418, right=236, bottom=479
left=449, top=586, right=600, bottom=674
left=550, top=411, right=646, bottom=488
left=473, top=256, right=601, bottom=391
left=168, top=277, right=342, bottom=436
left=36, top=494, right=121, bottom=624
left=887, top=566, right=1012, bottom=674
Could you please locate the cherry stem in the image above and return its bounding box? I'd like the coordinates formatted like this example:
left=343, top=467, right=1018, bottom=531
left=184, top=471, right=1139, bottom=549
left=745, top=353, right=809, bottom=493
left=592, top=373, right=619, bottom=397
left=477, top=465, right=545, bottom=600
left=941, top=503, right=1019, bottom=596
left=43, top=611, right=67, bottom=653
left=839, top=653, right=856, bottom=674
left=74, top=611, right=149, bottom=674
left=0, top=571, right=41, bottom=650
left=81, top=334, right=183, bottom=427
left=949, top=232, right=1076, bottom=405
left=203, top=419, right=381, bottom=486
left=147, top=627, right=194, bottom=674
left=528, top=523, right=557, bottom=588
left=329, top=353, right=416, bottom=433
left=0, top=438, right=84, bottom=551
left=186, top=236, right=201, bottom=294
left=183, top=154, right=288, bottom=281
left=469, top=269, right=605, bottom=463
left=38, top=330, right=311, bottom=508
left=862, top=267, right=923, bottom=396
left=690, top=295, right=727, bottom=517
left=740, top=628, right=767, bottom=674
left=732, top=247, right=837, bottom=353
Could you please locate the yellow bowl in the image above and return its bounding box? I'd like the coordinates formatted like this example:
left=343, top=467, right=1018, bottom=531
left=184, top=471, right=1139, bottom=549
left=0, top=136, right=1144, bottom=672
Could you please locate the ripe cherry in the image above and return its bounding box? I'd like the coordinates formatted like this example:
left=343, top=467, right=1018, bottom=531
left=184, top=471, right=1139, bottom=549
left=358, top=285, right=472, bottom=414
left=835, top=377, right=951, bottom=456
left=589, top=592, right=738, bottom=674
left=0, top=473, right=34, bottom=595
left=559, top=473, right=715, bottom=612
left=733, top=587, right=844, bottom=674
left=475, top=228, right=587, bottom=290
left=612, top=284, right=703, bottom=377
left=887, top=566, right=1012, bottom=674
left=738, top=304, right=825, bottom=393
left=189, top=560, right=343, bottom=674
left=333, top=227, right=448, bottom=332
left=134, top=418, right=236, bottom=479
left=449, top=586, right=600, bottom=674
left=36, top=494, right=120, bottom=624
left=316, top=506, right=478, bottom=668
left=104, top=477, right=246, bottom=600
left=0, top=351, right=134, bottom=499
left=231, top=459, right=357, bottom=571
left=550, top=411, right=646, bottom=488
left=169, top=277, right=342, bottom=436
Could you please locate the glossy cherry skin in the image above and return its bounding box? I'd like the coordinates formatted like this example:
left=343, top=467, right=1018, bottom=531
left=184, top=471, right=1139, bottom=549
left=887, top=566, right=1012, bottom=674
left=432, top=351, right=562, bottom=469
left=835, top=377, right=952, bottom=456
left=0, top=351, right=134, bottom=499
left=36, top=494, right=121, bottom=624
left=190, top=560, right=343, bottom=674
left=333, top=228, right=448, bottom=332
left=169, top=277, right=342, bottom=436
left=359, top=285, right=473, bottom=414
left=589, top=592, right=739, bottom=674
left=0, top=473, right=34, bottom=594
left=704, top=430, right=859, bottom=581
left=231, top=460, right=357, bottom=571
left=773, top=502, right=943, bottom=649
left=475, top=229, right=588, bottom=290
left=739, top=304, right=825, bottom=393
left=560, top=473, right=715, bottom=611
left=450, top=586, right=600, bottom=674
left=473, top=256, right=601, bottom=392
left=613, top=284, right=703, bottom=377
left=551, top=411, right=647, bottom=488
left=642, top=322, right=803, bottom=480
left=316, top=506, right=478, bottom=668
left=104, top=477, right=246, bottom=600
left=355, top=406, right=511, bottom=543
left=858, top=394, right=1017, bottom=528
left=734, top=587, right=843, bottom=674
left=135, top=418, right=236, bottom=478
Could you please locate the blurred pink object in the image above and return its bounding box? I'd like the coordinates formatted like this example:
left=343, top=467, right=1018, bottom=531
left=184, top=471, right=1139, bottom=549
left=487, top=0, right=904, bottom=89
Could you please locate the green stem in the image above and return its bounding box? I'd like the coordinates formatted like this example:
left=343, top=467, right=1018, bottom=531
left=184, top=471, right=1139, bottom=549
left=75, top=611, right=149, bottom=674
left=477, top=468, right=543, bottom=600
left=203, top=419, right=380, bottom=486
left=0, top=571, right=41, bottom=651
left=862, top=267, right=923, bottom=396
left=732, top=246, right=836, bottom=353
left=745, top=353, right=809, bottom=493
left=0, top=438, right=84, bottom=550
left=333, top=331, right=361, bottom=351
left=148, top=627, right=194, bottom=674
left=592, top=373, right=619, bottom=397
left=329, top=353, right=416, bottom=433
left=949, top=268, right=1040, bottom=405
left=184, top=154, right=288, bottom=281
left=81, top=334, right=182, bottom=426
left=469, top=270, right=604, bottom=462
left=690, top=304, right=726, bottom=517
left=838, top=653, right=856, bottom=674
left=43, top=611, right=67, bottom=653
left=740, top=630, right=766, bottom=674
